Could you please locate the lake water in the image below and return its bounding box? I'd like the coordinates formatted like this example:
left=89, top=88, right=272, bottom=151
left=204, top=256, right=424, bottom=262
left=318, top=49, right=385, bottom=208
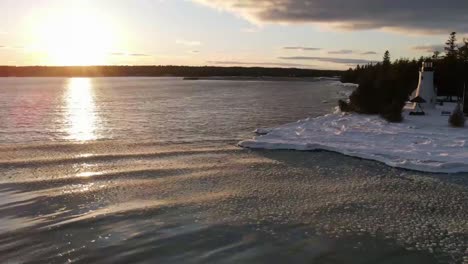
left=0, top=78, right=466, bottom=263
left=0, top=77, right=341, bottom=144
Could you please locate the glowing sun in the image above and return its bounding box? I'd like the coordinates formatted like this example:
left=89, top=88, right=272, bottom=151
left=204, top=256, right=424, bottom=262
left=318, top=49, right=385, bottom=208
left=33, top=10, right=116, bottom=66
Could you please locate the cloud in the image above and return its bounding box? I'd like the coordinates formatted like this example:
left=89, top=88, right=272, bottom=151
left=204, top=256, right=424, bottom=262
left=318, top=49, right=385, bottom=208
left=0, top=45, right=26, bottom=50
left=207, top=60, right=314, bottom=67
left=176, top=39, right=202, bottom=46
left=190, top=50, right=200, bottom=53
left=283, top=46, right=321, bottom=51
left=327, top=50, right=378, bottom=55
left=110, top=52, right=151, bottom=57
left=129, top=53, right=150, bottom=57
left=361, top=51, right=378, bottom=55
left=328, top=49, right=354, bottom=54
left=279, top=56, right=374, bottom=64
left=412, top=44, right=445, bottom=53
left=193, top=0, right=468, bottom=34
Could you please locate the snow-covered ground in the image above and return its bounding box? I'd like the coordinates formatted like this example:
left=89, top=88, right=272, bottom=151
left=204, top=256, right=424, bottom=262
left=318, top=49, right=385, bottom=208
left=240, top=83, right=468, bottom=173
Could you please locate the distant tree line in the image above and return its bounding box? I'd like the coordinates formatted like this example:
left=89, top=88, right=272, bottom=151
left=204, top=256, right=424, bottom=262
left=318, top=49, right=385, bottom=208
left=0, top=65, right=341, bottom=78
left=339, top=32, right=468, bottom=122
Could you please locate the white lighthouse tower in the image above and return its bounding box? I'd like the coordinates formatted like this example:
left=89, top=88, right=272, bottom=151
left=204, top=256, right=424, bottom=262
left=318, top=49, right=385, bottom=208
left=413, top=61, right=436, bottom=108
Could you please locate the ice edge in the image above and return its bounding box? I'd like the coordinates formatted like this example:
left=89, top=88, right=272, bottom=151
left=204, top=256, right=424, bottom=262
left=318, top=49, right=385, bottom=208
left=239, top=112, right=468, bottom=174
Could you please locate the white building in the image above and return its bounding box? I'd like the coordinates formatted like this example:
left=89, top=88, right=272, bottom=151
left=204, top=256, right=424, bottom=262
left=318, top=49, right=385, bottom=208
left=413, top=61, right=436, bottom=108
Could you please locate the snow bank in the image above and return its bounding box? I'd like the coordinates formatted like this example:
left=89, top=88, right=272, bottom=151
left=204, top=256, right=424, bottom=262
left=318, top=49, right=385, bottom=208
left=240, top=110, right=468, bottom=173
left=329, top=81, right=357, bottom=98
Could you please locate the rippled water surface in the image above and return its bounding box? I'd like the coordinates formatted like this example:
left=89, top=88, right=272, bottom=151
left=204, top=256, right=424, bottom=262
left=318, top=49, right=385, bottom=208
left=0, top=77, right=342, bottom=144
left=0, top=78, right=466, bottom=264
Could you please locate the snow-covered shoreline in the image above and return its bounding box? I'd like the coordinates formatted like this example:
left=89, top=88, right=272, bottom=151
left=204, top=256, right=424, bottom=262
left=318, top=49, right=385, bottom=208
left=240, top=103, right=468, bottom=174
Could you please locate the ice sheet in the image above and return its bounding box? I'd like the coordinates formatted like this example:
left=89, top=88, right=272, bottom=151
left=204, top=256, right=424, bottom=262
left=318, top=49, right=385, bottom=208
left=240, top=107, right=468, bottom=173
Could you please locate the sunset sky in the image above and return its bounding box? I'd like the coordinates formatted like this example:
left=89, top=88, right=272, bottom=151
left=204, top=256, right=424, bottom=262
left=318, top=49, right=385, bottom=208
left=1, top=0, right=467, bottom=69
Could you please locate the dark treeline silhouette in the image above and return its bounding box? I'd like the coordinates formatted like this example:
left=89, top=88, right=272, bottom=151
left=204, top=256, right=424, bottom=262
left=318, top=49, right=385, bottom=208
left=0, top=65, right=341, bottom=78
left=339, top=32, right=468, bottom=122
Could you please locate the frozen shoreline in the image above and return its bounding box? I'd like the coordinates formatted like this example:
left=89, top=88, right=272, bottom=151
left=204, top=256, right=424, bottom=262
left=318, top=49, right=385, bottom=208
left=240, top=96, right=468, bottom=174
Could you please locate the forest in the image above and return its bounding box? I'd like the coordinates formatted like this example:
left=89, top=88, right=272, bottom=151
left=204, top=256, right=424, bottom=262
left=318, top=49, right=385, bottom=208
left=339, top=32, right=468, bottom=122
left=0, top=65, right=341, bottom=78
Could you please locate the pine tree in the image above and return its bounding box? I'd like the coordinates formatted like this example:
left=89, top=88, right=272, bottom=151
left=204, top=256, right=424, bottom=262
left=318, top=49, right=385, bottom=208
left=432, top=50, right=441, bottom=60
left=445, top=32, right=458, bottom=58
left=382, top=50, right=391, bottom=75
left=449, top=103, right=465, bottom=127
left=383, top=50, right=391, bottom=66
left=459, top=38, right=468, bottom=62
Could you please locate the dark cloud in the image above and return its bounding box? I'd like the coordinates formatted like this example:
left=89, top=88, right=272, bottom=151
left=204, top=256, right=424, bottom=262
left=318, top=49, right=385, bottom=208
left=279, top=56, right=374, bottom=64
left=328, top=49, right=354, bottom=54
left=207, top=60, right=314, bottom=67
left=361, top=51, right=378, bottom=55
left=283, top=46, right=321, bottom=51
left=412, top=44, right=445, bottom=53
left=194, top=0, right=468, bottom=34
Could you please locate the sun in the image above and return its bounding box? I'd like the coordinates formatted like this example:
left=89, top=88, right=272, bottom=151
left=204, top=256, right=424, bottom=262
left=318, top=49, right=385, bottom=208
left=32, top=10, right=115, bottom=66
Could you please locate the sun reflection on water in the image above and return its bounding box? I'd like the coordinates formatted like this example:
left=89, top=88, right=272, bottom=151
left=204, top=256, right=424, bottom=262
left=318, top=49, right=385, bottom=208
left=65, top=78, right=98, bottom=141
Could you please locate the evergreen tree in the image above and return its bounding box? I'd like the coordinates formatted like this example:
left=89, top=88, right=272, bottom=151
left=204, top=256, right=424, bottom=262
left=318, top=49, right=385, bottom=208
left=441, top=32, right=463, bottom=97
left=449, top=103, right=465, bottom=127
left=445, top=32, right=458, bottom=58
left=459, top=38, right=468, bottom=62
left=383, top=50, right=391, bottom=67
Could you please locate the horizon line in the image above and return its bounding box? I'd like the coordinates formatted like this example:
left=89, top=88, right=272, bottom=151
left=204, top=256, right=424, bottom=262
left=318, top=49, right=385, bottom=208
left=0, top=65, right=345, bottom=71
